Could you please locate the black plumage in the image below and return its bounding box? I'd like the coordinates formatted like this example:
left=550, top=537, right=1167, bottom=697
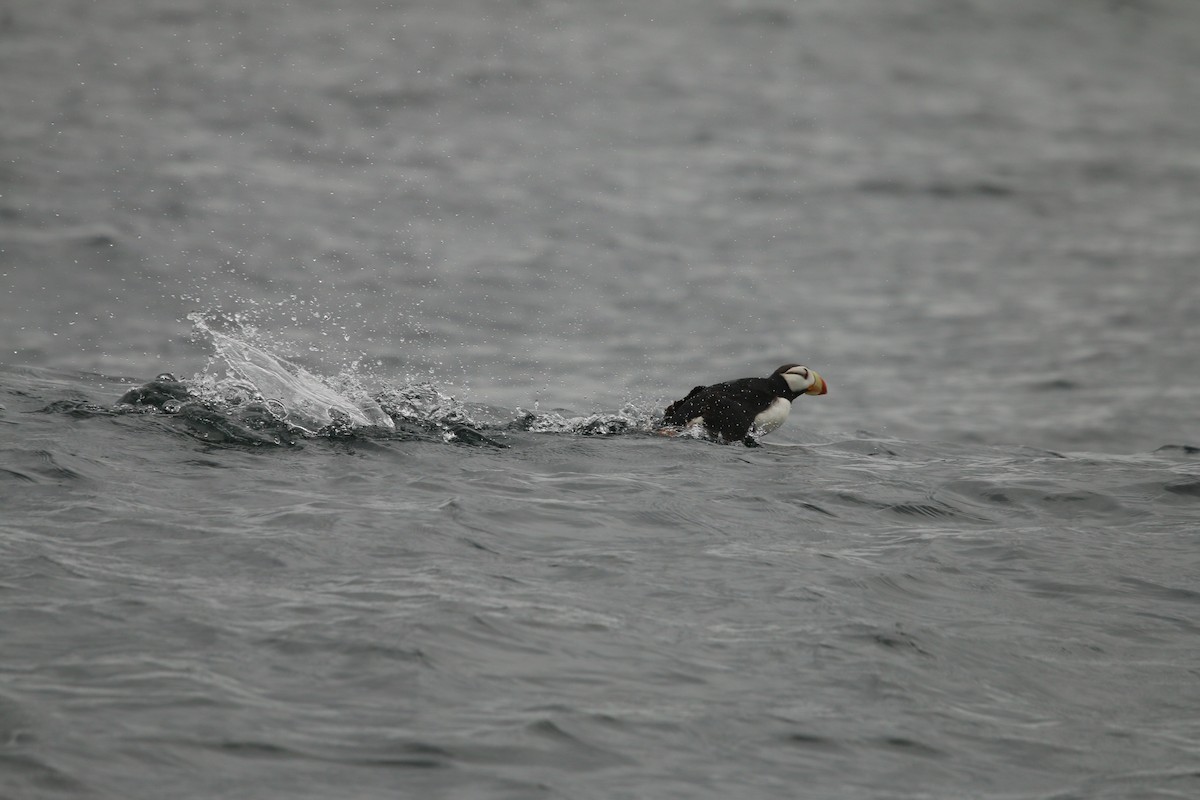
left=662, top=363, right=825, bottom=446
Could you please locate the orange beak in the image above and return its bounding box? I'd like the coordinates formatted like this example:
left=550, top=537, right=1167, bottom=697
left=805, top=370, right=828, bottom=396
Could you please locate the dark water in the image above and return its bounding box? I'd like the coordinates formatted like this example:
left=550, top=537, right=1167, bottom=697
left=3, top=1, right=1200, bottom=798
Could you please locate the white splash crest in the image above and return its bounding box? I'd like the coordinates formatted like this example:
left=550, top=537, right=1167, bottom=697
left=189, top=312, right=394, bottom=434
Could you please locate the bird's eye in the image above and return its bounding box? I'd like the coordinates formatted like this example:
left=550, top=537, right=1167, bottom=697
left=796, top=368, right=809, bottom=378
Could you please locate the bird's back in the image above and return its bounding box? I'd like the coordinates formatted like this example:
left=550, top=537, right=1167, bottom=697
left=663, top=377, right=774, bottom=426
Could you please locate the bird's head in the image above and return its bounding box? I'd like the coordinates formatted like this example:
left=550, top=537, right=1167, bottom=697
left=775, top=364, right=828, bottom=397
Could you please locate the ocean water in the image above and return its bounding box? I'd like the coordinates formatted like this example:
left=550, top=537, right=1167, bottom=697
left=3, top=1, right=1200, bottom=798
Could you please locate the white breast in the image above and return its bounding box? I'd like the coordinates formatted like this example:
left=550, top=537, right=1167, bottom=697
left=752, top=397, right=792, bottom=434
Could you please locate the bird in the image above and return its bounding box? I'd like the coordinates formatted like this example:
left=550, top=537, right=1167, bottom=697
left=662, top=363, right=827, bottom=446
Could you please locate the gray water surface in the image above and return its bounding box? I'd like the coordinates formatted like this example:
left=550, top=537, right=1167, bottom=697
left=2, top=1, right=1199, bottom=798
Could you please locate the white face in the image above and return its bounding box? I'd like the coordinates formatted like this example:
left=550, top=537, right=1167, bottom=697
left=781, top=365, right=817, bottom=394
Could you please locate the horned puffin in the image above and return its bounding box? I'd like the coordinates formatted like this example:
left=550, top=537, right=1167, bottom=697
left=662, top=363, right=827, bottom=446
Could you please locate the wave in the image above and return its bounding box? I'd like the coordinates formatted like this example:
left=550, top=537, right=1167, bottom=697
left=105, top=313, right=666, bottom=448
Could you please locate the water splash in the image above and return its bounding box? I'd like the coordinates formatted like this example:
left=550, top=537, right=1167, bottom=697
left=512, top=402, right=663, bottom=436
left=376, top=382, right=474, bottom=427
left=117, top=312, right=670, bottom=444
left=188, top=311, right=394, bottom=434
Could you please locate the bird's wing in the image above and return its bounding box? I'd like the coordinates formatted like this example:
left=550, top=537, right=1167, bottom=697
left=663, top=382, right=763, bottom=441
left=693, top=392, right=758, bottom=441
left=663, top=384, right=710, bottom=425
